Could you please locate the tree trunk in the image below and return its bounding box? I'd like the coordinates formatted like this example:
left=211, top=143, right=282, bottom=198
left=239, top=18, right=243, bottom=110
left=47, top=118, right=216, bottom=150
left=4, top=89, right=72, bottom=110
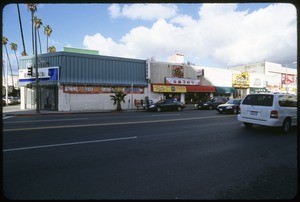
left=17, top=4, right=27, bottom=55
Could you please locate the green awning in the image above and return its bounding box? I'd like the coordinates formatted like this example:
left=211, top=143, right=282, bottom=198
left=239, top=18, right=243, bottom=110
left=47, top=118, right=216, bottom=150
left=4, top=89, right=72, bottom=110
left=215, top=86, right=236, bottom=94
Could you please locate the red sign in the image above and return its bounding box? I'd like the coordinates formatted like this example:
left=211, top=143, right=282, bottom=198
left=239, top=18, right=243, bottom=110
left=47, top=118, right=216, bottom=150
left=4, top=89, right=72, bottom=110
left=281, top=74, right=296, bottom=85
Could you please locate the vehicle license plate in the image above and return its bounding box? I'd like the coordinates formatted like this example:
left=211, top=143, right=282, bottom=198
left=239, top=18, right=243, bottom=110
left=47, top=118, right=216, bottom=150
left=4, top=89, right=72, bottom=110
left=250, top=111, right=258, bottom=116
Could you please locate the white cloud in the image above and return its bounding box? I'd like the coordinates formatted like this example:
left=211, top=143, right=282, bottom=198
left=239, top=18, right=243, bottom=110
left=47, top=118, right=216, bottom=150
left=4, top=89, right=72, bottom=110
left=108, top=4, right=121, bottom=19
left=108, top=4, right=178, bottom=21
left=86, top=3, right=296, bottom=67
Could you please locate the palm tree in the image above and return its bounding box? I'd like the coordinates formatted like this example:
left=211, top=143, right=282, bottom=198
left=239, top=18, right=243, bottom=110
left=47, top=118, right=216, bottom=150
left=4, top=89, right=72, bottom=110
left=10, top=42, right=20, bottom=70
left=17, top=4, right=27, bottom=56
left=33, top=15, right=43, bottom=54
left=2, top=37, right=14, bottom=90
left=110, top=91, right=127, bottom=111
left=44, top=25, right=52, bottom=52
left=26, top=3, right=38, bottom=54
left=48, top=46, right=56, bottom=53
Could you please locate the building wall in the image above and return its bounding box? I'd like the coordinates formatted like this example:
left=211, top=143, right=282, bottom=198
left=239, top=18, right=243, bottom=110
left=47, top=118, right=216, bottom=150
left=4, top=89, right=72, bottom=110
left=58, top=87, right=147, bottom=111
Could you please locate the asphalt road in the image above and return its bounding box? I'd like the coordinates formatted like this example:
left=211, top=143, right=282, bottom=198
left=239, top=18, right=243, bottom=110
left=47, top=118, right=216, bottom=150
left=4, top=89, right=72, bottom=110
left=2, top=110, right=297, bottom=200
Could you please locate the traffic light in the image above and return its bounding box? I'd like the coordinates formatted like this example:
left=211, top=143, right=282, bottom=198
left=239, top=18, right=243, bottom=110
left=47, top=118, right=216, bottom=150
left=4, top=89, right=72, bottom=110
left=27, top=66, right=33, bottom=76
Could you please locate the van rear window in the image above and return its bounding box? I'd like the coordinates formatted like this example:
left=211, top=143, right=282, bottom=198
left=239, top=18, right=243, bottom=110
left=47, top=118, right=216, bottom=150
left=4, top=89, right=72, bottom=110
left=242, top=94, right=273, bottom=106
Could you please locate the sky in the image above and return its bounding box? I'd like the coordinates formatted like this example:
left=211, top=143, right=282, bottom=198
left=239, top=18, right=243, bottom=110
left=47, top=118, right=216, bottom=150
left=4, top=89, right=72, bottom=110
left=2, top=3, right=297, bottom=74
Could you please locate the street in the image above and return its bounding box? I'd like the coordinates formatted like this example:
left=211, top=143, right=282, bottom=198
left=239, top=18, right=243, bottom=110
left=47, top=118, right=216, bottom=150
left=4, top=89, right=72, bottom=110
left=2, top=109, right=297, bottom=199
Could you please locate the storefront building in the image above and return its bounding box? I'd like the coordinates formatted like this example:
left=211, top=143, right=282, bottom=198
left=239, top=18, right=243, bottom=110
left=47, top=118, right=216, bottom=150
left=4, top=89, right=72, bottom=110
left=148, top=60, right=218, bottom=104
left=229, top=61, right=297, bottom=97
left=18, top=51, right=148, bottom=111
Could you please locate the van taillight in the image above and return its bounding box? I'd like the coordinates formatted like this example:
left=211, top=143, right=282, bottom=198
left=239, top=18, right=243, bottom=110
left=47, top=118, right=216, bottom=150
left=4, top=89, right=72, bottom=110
left=270, top=110, right=278, bottom=119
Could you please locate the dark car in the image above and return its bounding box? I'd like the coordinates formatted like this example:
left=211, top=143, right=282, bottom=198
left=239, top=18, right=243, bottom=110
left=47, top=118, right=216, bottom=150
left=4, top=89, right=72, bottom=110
left=196, top=96, right=228, bottom=110
left=148, top=99, right=185, bottom=112
left=216, top=99, right=241, bottom=114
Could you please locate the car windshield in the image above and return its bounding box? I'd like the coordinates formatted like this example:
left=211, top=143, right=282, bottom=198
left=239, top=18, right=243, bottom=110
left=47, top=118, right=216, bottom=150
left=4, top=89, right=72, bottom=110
left=226, top=99, right=240, bottom=104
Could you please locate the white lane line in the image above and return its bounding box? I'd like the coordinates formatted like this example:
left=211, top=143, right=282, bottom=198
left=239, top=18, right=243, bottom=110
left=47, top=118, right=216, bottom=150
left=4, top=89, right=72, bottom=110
left=3, top=136, right=138, bottom=152
left=3, top=115, right=236, bottom=132
left=4, top=118, right=89, bottom=124
left=3, top=116, right=14, bottom=120
left=151, top=114, right=180, bottom=117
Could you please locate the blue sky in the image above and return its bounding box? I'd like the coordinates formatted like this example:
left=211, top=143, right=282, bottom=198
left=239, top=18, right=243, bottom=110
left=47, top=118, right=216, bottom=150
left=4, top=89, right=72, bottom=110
left=2, top=3, right=297, bottom=74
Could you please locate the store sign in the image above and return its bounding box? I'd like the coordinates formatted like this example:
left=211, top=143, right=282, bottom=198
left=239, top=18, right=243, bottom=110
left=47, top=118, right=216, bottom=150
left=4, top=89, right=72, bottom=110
left=153, top=85, right=186, bottom=93
left=249, top=87, right=269, bottom=94
left=232, top=72, right=249, bottom=88
left=19, top=66, right=59, bottom=83
left=63, top=86, right=144, bottom=94
left=165, top=77, right=200, bottom=85
left=281, top=74, right=296, bottom=85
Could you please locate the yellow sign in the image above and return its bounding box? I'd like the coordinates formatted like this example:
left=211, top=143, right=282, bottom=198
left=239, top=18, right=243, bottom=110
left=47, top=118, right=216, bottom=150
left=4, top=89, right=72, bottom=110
left=153, top=85, right=186, bottom=93
left=232, top=72, right=250, bottom=88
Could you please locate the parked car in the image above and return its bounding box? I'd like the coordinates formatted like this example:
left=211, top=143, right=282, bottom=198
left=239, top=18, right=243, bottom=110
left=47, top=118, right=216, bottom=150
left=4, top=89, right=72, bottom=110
left=217, top=99, right=242, bottom=114
left=148, top=99, right=185, bottom=112
left=7, top=96, right=19, bottom=105
left=196, top=96, right=228, bottom=110
left=237, top=93, right=297, bottom=133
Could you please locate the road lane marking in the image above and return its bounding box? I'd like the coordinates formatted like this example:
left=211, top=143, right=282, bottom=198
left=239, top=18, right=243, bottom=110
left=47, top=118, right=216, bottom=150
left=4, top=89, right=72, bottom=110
left=3, top=116, right=14, bottom=120
left=3, top=136, right=138, bottom=152
left=4, top=117, right=89, bottom=124
left=3, top=115, right=236, bottom=132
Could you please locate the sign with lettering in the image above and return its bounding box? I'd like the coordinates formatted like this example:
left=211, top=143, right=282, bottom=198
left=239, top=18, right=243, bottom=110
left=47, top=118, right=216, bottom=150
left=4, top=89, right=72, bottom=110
left=232, top=72, right=249, bottom=88
left=63, top=86, right=144, bottom=94
left=153, top=85, right=186, bottom=93
left=19, top=66, right=59, bottom=83
left=165, top=77, right=200, bottom=85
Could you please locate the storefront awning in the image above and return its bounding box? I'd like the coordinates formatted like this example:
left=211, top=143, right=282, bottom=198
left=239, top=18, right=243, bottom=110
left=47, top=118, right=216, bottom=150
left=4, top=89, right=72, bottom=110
left=186, top=85, right=215, bottom=92
left=215, top=86, right=235, bottom=94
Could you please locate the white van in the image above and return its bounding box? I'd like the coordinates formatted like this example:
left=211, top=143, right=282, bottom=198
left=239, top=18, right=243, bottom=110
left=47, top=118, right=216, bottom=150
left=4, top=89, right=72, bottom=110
left=237, top=93, right=297, bottom=133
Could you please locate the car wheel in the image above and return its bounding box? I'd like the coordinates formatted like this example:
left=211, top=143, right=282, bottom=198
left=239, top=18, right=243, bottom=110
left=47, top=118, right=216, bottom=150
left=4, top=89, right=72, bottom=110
left=209, top=105, right=213, bottom=110
left=281, top=119, right=291, bottom=133
left=198, top=105, right=201, bottom=110
left=233, top=108, right=238, bottom=114
left=243, top=122, right=253, bottom=128
left=177, top=106, right=182, bottom=111
left=157, top=107, right=162, bottom=112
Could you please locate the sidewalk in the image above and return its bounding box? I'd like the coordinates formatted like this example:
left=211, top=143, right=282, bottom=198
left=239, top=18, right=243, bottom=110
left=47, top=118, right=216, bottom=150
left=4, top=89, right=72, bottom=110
left=2, top=104, right=197, bottom=117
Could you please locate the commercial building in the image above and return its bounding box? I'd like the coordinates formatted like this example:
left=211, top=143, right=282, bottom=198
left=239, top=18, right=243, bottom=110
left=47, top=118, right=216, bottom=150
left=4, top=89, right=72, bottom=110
left=18, top=51, right=148, bottom=111
left=229, top=61, right=297, bottom=98
left=17, top=49, right=296, bottom=111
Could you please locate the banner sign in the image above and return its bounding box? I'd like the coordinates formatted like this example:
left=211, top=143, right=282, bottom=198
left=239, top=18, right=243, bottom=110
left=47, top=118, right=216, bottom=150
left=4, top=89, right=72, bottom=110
left=165, top=77, right=200, bottom=85
left=281, top=73, right=297, bottom=85
left=19, top=66, right=59, bottom=83
left=63, top=86, right=144, bottom=94
left=153, top=85, right=186, bottom=93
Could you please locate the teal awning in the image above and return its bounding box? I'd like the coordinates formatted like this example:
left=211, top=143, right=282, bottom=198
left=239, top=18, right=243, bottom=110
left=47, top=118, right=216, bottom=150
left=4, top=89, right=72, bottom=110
left=215, top=86, right=236, bottom=94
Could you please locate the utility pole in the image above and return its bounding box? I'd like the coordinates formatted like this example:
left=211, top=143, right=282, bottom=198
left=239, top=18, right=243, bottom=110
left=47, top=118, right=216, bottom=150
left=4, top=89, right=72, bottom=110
left=35, top=21, right=40, bottom=113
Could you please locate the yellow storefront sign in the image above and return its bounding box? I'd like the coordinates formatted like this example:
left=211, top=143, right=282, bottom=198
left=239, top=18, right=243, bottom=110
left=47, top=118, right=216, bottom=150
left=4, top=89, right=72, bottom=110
left=232, top=72, right=250, bottom=88
left=153, top=85, right=186, bottom=93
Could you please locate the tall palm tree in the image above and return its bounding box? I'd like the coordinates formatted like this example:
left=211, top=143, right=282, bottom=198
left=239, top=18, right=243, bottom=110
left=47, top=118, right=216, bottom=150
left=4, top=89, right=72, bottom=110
left=10, top=42, right=20, bottom=70
left=44, top=25, right=52, bottom=52
left=33, top=15, right=43, bottom=54
left=110, top=91, right=127, bottom=111
left=17, top=4, right=27, bottom=56
left=2, top=37, right=14, bottom=89
left=26, top=3, right=38, bottom=54
left=48, top=46, right=56, bottom=53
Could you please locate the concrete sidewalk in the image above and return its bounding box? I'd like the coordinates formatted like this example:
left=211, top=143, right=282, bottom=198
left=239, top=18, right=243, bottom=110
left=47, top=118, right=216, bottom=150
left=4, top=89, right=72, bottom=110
left=2, top=104, right=197, bottom=117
